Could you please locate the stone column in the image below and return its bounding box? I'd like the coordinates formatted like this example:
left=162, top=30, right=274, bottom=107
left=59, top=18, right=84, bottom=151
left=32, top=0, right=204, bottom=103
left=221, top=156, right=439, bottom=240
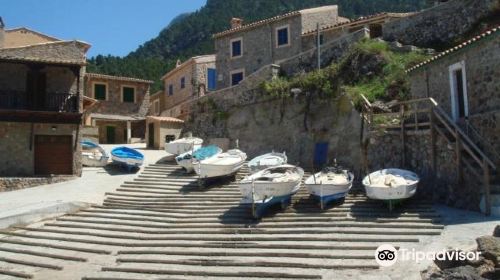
left=126, top=121, right=131, bottom=144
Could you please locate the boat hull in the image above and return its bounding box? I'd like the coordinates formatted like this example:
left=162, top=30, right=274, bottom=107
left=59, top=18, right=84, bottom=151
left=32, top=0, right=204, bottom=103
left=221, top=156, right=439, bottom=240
left=196, top=161, right=245, bottom=179
left=238, top=181, right=301, bottom=203
left=306, top=183, right=352, bottom=202
left=248, top=152, right=287, bottom=173
left=111, top=155, right=143, bottom=168
left=362, top=169, right=419, bottom=201
left=82, top=153, right=109, bottom=167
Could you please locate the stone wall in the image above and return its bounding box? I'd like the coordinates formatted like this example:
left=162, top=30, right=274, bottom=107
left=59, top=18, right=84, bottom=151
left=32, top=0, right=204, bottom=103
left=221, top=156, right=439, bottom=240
left=0, top=122, right=82, bottom=176
left=409, top=31, right=500, bottom=164
left=0, top=176, right=76, bottom=192
left=383, top=0, right=500, bottom=48
left=367, top=129, right=482, bottom=210
left=279, top=28, right=370, bottom=76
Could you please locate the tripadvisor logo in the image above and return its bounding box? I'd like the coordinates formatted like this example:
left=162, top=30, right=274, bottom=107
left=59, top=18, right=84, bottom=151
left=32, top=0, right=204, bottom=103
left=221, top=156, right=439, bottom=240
left=375, top=244, right=481, bottom=267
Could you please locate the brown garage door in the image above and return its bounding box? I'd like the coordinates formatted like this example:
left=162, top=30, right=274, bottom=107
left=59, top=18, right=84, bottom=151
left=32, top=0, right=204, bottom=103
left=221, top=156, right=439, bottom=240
left=34, top=135, right=73, bottom=175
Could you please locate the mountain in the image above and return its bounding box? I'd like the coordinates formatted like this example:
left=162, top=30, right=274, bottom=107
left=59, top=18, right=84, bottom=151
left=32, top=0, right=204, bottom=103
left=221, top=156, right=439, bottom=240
left=87, top=0, right=429, bottom=91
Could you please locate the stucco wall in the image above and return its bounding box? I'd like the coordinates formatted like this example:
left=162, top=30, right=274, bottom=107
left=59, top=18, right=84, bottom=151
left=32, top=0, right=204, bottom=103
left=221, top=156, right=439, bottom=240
left=145, top=120, right=183, bottom=149
left=0, top=122, right=81, bottom=176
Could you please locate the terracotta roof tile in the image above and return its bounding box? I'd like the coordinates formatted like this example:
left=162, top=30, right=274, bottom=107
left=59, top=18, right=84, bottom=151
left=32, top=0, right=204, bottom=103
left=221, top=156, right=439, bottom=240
left=147, top=116, right=184, bottom=123
left=406, top=26, right=499, bottom=73
left=85, top=73, right=154, bottom=84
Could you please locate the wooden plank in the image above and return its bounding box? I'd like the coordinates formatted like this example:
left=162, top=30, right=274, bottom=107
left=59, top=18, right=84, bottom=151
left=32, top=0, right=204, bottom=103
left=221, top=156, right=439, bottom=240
left=400, top=104, right=406, bottom=167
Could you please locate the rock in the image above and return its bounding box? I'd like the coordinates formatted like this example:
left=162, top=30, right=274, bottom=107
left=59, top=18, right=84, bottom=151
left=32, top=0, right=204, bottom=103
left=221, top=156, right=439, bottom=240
left=425, top=265, right=487, bottom=280
left=493, top=225, right=500, bottom=238
left=434, top=250, right=470, bottom=270
left=476, top=236, right=500, bottom=266
left=371, top=100, right=391, bottom=113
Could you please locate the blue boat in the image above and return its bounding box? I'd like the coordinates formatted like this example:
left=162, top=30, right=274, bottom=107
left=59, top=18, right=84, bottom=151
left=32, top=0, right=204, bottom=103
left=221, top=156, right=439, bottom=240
left=111, top=146, right=144, bottom=171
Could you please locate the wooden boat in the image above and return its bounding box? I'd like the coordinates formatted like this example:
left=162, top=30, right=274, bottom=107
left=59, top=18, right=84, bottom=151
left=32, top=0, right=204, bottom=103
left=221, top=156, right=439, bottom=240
left=305, top=165, right=354, bottom=209
left=248, top=152, right=287, bottom=173
left=362, top=168, right=419, bottom=210
left=238, top=164, right=304, bottom=218
left=81, top=140, right=109, bottom=167
left=175, top=145, right=222, bottom=173
left=111, top=146, right=144, bottom=171
left=195, top=149, right=247, bottom=181
left=165, top=137, right=203, bottom=155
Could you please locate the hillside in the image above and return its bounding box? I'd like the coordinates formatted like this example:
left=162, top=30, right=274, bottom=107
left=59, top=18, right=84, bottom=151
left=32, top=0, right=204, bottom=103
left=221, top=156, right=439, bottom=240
left=87, top=0, right=429, bottom=91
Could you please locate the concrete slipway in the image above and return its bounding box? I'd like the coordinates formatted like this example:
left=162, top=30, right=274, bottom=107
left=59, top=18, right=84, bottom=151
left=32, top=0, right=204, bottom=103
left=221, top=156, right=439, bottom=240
left=0, top=144, right=497, bottom=280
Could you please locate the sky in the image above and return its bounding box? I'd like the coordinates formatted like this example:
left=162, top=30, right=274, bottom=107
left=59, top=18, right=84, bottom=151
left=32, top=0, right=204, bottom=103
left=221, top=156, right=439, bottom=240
left=2, top=0, right=207, bottom=57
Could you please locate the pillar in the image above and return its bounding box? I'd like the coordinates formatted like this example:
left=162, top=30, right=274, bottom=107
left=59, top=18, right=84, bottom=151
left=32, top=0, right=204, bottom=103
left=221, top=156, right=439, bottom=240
left=127, top=121, right=131, bottom=144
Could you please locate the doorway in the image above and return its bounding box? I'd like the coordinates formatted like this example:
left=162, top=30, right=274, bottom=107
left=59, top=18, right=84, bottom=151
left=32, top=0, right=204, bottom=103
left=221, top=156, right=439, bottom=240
left=148, top=123, right=155, bottom=148
left=106, top=126, right=116, bottom=144
left=449, top=62, right=468, bottom=122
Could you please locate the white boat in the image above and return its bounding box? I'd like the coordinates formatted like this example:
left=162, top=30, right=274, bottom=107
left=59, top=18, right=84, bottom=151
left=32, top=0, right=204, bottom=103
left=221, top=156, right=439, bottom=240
left=195, top=149, right=247, bottom=179
left=175, top=145, right=222, bottom=173
left=81, top=140, right=109, bottom=167
left=248, top=152, right=287, bottom=173
left=165, top=137, right=203, bottom=155
left=362, top=168, right=419, bottom=210
left=239, top=164, right=304, bottom=203
left=305, top=166, right=354, bottom=209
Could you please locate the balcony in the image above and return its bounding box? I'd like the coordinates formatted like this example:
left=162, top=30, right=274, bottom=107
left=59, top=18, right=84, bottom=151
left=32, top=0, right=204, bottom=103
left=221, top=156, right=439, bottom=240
left=0, top=90, right=78, bottom=112
left=0, top=91, right=81, bottom=124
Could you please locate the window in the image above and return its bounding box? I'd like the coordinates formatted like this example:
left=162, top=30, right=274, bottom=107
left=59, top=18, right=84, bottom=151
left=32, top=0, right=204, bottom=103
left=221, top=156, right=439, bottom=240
left=122, top=86, right=135, bottom=103
left=93, top=83, right=106, bottom=100
left=276, top=25, right=289, bottom=47
left=153, top=100, right=160, bottom=115
left=317, top=34, right=324, bottom=45
left=168, top=84, right=173, bottom=96
left=207, top=68, right=217, bottom=91
left=231, top=38, right=242, bottom=58
left=180, top=77, right=185, bottom=89
left=231, top=70, right=244, bottom=86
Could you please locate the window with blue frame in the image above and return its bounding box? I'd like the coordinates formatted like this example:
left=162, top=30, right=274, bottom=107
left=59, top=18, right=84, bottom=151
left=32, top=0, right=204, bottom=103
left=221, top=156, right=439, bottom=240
left=231, top=39, right=242, bottom=57
left=231, top=71, right=244, bottom=86
left=180, top=77, right=185, bottom=89
left=276, top=26, right=289, bottom=47
left=168, top=84, right=173, bottom=95
left=207, top=68, right=217, bottom=91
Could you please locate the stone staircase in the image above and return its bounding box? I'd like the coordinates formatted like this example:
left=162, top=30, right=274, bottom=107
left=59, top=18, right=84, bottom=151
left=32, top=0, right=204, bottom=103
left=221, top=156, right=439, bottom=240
left=0, top=162, right=442, bottom=279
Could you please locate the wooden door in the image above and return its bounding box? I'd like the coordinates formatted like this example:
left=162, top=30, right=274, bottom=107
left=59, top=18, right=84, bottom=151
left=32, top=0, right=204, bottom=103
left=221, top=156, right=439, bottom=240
left=34, top=135, right=73, bottom=175
left=106, top=126, right=115, bottom=144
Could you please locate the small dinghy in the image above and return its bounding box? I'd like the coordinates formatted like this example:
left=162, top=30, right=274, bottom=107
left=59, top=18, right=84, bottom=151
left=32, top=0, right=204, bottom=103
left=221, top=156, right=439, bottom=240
left=111, top=146, right=144, bottom=171
left=195, top=149, right=247, bottom=184
left=165, top=137, right=203, bottom=155
left=248, top=152, right=287, bottom=173
left=362, top=168, right=419, bottom=211
left=81, top=140, right=109, bottom=167
left=305, top=164, right=354, bottom=209
left=239, top=164, right=304, bottom=218
left=176, top=145, right=222, bottom=173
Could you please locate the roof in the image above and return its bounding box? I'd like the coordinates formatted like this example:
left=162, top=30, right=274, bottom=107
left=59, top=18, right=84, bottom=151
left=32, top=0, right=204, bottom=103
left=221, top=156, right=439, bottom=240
left=83, top=96, right=99, bottom=112
left=160, top=54, right=215, bottom=81
left=3, top=27, right=62, bottom=48
left=302, top=12, right=414, bottom=36
left=86, top=73, right=154, bottom=84
left=5, top=27, right=62, bottom=42
left=90, top=113, right=145, bottom=121
left=0, top=40, right=90, bottom=65
left=147, top=116, right=184, bottom=123
left=213, top=6, right=338, bottom=39
left=406, top=25, right=499, bottom=73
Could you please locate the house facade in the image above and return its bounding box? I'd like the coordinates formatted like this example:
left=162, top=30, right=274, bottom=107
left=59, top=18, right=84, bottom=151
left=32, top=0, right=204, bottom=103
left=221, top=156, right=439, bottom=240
left=83, top=73, right=152, bottom=144
left=213, top=6, right=344, bottom=89
left=407, top=26, right=500, bottom=167
left=0, top=20, right=89, bottom=176
left=149, top=90, right=163, bottom=116
left=160, top=55, right=216, bottom=120
left=145, top=116, right=184, bottom=149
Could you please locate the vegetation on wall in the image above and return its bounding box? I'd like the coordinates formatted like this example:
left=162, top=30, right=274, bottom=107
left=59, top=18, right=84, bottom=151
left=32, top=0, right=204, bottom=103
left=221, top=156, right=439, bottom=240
left=87, top=0, right=429, bottom=92
left=261, top=39, right=430, bottom=107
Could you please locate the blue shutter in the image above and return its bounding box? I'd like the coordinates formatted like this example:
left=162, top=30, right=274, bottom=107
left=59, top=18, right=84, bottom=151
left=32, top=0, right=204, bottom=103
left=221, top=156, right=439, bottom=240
left=277, top=28, right=288, bottom=46
left=232, top=40, right=241, bottom=57
left=207, top=68, right=216, bottom=91
left=313, top=142, right=329, bottom=167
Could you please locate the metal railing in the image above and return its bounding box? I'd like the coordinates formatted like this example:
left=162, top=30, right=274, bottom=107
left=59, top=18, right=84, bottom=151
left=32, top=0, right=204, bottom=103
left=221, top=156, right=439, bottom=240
left=0, top=91, right=78, bottom=112
left=360, top=94, right=496, bottom=215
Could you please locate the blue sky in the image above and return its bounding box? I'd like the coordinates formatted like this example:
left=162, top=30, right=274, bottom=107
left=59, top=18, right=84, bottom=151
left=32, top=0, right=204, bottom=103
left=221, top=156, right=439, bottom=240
left=2, top=0, right=207, bottom=57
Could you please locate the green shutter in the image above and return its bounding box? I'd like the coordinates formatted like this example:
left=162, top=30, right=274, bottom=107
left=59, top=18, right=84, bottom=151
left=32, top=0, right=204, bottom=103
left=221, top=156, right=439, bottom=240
left=94, top=84, right=106, bottom=100
left=123, top=87, right=135, bottom=103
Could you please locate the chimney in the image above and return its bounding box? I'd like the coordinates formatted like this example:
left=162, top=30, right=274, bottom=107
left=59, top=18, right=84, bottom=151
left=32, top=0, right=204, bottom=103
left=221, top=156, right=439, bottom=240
left=176, top=59, right=182, bottom=67
left=230, top=18, right=243, bottom=29
left=0, top=17, right=4, bottom=49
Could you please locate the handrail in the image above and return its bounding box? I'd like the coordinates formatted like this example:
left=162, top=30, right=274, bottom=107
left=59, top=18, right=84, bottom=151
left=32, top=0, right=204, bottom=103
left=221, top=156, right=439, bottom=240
left=359, top=94, right=496, bottom=170
left=464, top=118, right=500, bottom=163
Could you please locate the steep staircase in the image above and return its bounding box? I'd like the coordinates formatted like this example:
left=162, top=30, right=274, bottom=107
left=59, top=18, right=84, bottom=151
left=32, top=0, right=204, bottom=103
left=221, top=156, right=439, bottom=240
left=360, top=95, right=499, bottom=215
left=0, top=163, right=442, bottom=279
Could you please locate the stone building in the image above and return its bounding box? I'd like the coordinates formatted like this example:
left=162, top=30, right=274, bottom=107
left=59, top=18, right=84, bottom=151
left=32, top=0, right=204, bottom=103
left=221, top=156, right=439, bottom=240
left=0, top=21, right=89, bottom=176
left=145, top=116, right=184, bottom=149
left=83, top=73, right=153, bottom=144
left=213, top=6, right=346, bottom=89
left=301, top=12, right=413, bottom=49
left=407, top=26, right=500, bottom=167
left=159, top=55, right=216, bottom=120
left=149, top=90, right=163, bottom=116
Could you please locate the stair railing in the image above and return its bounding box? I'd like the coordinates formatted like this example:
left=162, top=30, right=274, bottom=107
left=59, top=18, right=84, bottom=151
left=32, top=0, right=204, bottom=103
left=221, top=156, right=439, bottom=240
left=359, top=94, right=496, bottom=215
